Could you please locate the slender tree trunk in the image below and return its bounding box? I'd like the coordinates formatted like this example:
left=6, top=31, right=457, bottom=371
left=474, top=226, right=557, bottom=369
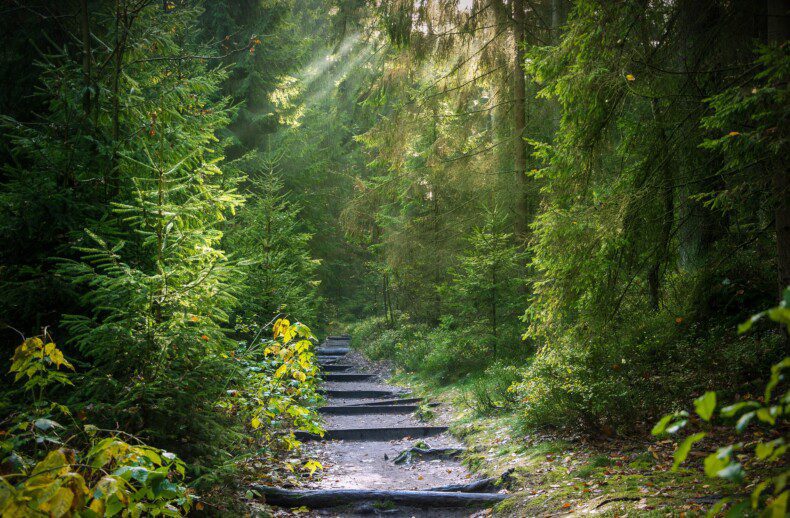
left=80, top=0, right=91, bottom=116
left=647, top=99, right=674, bottom=310
left=512, top=0, right=529, bottom=240
left=551, top=0, right=567, bottom=43
left=491, top=258, right=498, bottom=358
left=110, top=0, right=124, bottom=196
left=383, top=272, right=394, bottom=326
left=774, top=169, right=790, bottom=292
left=766, top=0, right=790, bottom=293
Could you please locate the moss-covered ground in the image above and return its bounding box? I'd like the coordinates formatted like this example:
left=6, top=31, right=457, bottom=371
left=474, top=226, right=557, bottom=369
left=389, top=372, right=745, bottom=517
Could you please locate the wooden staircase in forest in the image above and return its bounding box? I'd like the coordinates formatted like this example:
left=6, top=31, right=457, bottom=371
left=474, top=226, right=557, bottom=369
left=253, top=335, right=511, bottom=516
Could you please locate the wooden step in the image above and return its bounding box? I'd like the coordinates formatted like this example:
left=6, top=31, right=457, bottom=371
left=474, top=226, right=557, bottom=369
left=295, top=426, right=448, bottom=442
left=321, top=389, right=408, bottom=399
left=318, top=404, right=419, bottom=415
left=345, top=397, right=423, bottom=406
left=323, top=373, right=374, bottom=382
left=320, top=364, right=353, bottom=372
left=316, top=347, right=349, bottom=356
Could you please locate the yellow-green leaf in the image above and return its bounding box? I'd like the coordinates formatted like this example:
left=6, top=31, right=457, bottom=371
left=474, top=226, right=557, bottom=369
left=694, top=392, right=716, bottom=421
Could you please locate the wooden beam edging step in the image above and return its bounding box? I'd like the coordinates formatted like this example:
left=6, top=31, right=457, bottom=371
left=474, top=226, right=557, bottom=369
left=316, top=348, right=349, bottom=356
left=321, top=389, right=408, bottom=399
left=320, top=364, right=353, bottom=372
left=318, top=404, right=420, bottom=415
left=323, top=373, right=374, bottom=382
left=345, top=397, right=423, bottom=406
left=317, top=348, right=348, bottom=353
left=250, top=486, right=509, bottom=508
left=295, top=426, right=448, bottom=442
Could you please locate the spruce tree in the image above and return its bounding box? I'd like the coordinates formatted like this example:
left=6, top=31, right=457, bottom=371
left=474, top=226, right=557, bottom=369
left=49, top=2, right=246, bottom=464
left=439, top=208, right=527, bottom=358
left=227, top=169, right=320, bottom=327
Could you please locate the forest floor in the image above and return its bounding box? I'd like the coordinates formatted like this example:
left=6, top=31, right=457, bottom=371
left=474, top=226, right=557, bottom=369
left=391, top=373, right=743, bottom=517
left=248, top=345, right=747, bottom=517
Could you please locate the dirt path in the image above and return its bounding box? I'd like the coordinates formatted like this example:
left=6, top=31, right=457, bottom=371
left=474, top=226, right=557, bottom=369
left=260, top=336, right=509, bottom=517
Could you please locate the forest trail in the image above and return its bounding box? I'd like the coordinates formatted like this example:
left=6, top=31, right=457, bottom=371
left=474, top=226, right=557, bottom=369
left=255, top=336, right=510, bottom=517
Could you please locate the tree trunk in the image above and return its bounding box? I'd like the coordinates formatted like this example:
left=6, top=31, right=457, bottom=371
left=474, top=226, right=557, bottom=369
left=512, top=0, right=530, bottom=240
left=79, top=0, right=91, bottom=116
left=766, top=0, right=790, bottom=293
left=110, top=0, right=125, bottom=197
left=646, top=99, right=675, bottom=310
left=551, top=0, right=567, bottom=43
left=774, top=169, right=790, bottom=292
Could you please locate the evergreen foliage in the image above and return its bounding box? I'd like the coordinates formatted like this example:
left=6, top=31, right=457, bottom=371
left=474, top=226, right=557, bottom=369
left=0, top=1, right=787, bottom=514
left=227, top=169, right=321, bottom=326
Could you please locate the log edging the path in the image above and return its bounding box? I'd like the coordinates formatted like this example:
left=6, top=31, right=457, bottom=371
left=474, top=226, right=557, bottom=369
left=251, top=485, right=509, bottom=508
left=321, top=389, right=409, bottom=399
left=318, top=404, right=420, bottom=415
left=323, top=373, right=375, bottom=382
left=296, top=426, right=448, bottom=442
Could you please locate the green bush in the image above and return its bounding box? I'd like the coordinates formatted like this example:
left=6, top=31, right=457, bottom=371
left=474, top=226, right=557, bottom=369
left=513, top=300, right=785, bottom=432
left=348, top=315, right=526, bottom=386
left=467, top=362, right=522, bottom=415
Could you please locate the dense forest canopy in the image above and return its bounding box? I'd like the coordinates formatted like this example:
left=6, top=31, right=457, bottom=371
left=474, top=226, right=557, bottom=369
left=0, top=0, right=787, bottom=516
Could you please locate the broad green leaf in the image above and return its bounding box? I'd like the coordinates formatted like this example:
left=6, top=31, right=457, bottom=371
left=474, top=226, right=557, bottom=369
left=756, top=407, right=777, bottom=425
left=34, top=418, right=63, bottom=432
left=720, top=401, right=759, bottom=418
left=39, top=487, right=74, bottom=518
left=767, top=443, right=787, bottom=462
left=138, top=448, right=161, bottom=466
left=716, top=462, right=744, bottom=482
left=751, top=480, right=769, bottom=509
left=694, top=392, right=716, bottom=421
left=672, top=432, right=706, bottom=471
left=32, top=449, right=70, bottom=478
left=651, top=414, right=674, bottom=435
left=756, top=441, right=777, bottom=460
left=666, top=419, right=688, bottom=435
left=767, top=307, right=790, bottom=326
left=765, top=490, right=787, bottom=518
left=735, top=411, right=755, bottom=432
left=738, top=312, right=765, bottom=334
left=704, top=452, right=729, bottom=478
left=765, top=358, right=790, bottom=402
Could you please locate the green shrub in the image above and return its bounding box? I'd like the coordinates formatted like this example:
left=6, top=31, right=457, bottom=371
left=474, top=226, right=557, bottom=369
left=1, top=336, right=192, bottom=516
left=513, top=293, right=785, bottom=432
left=467, top=362, right=522, bottom=415
left=348, top=315, right=518, bottom=385
left=652, top=290, right=789, bottom=517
